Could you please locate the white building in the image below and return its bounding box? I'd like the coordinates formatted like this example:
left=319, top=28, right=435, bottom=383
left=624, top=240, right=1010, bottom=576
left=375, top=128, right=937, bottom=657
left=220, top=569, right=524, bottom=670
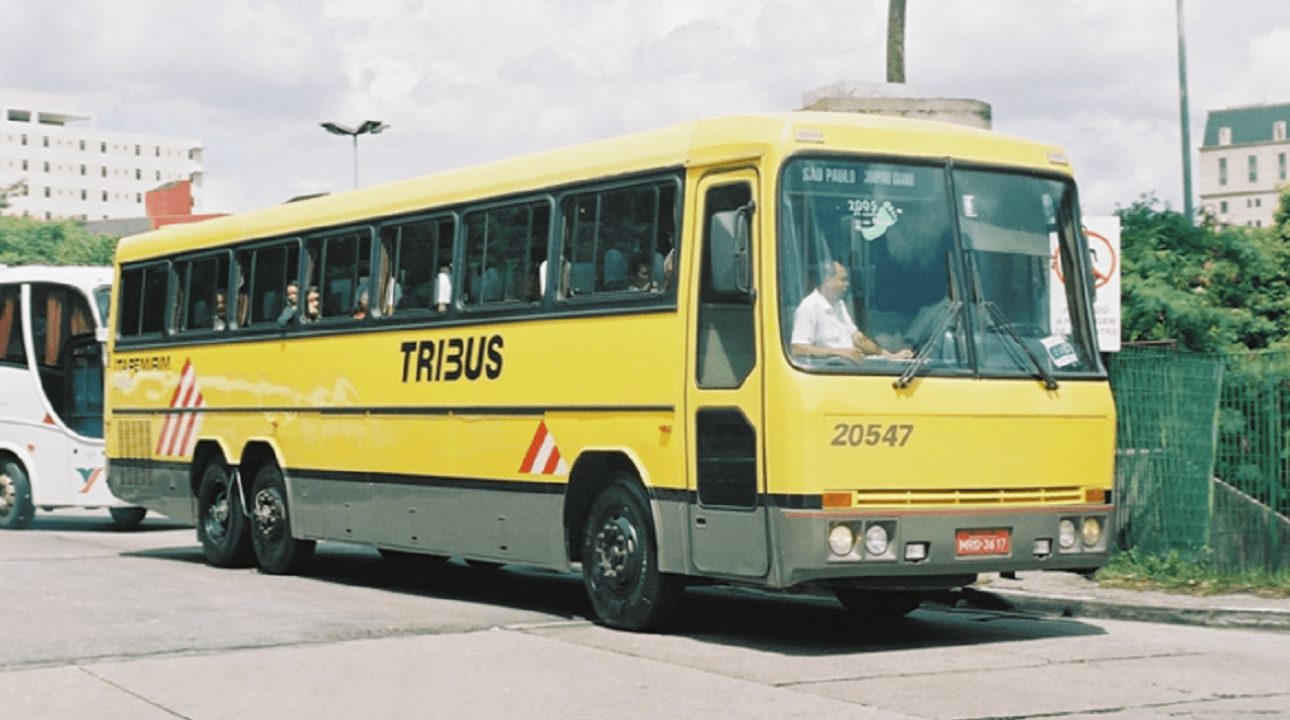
left=0, top=89, right=203, bottom=222
left=1197, top=102, right=1290, bottom=229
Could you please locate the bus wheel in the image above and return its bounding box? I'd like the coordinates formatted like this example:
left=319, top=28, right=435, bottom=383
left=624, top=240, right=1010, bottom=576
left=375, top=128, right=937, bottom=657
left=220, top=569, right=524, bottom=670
left=198, top=461, right=254, bottom=567
left=580, top=477, right=683, bottom=631
left=109, top=506, right=147, bottom=530
left=0, top=459, right=35, bottom=530
left=249, top=464, right=315, bottom=575
left=834, top=589, right=923, bottom=619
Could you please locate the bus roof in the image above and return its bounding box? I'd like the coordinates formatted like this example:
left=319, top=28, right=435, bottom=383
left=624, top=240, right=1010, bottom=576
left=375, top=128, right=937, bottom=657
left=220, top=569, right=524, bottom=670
left=0, top=264, right=113, bottom=292
left=114, top=111, right=1074, bottom=264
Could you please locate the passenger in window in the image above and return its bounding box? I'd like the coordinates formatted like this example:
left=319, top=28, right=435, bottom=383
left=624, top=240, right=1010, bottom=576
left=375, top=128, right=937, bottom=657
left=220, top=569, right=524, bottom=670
left=353, top=289, right=369, bottom=320
left=277, top=282, right=300, bottom=326
left=212, top=292, right=228, bottom=331
left=790, top=261, right=912, bottom=363
left=524, top=263, right=543, bottom=301
left=304, top=286, right=321, bottom=322
left=629, top=253, right=657, bottom=292
left=435, top=264, right=451, bottom=312
left=603, top=246, right=628, bottom=290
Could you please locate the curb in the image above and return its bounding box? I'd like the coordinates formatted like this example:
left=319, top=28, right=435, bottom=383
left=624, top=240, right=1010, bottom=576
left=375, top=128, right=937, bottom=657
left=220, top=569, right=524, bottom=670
left=966, top=587, right=1290, bottom=633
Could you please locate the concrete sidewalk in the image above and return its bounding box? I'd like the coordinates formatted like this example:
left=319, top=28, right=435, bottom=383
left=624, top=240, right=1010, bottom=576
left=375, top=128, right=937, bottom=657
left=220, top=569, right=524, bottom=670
left=966, top=571, right=1290, bottom=633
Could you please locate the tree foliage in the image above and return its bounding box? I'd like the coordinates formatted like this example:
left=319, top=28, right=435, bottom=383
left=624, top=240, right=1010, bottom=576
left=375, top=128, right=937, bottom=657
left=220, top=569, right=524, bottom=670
left=0, top=215, right=118, bottom=267
left=1118, top=194, right=1290, bottom=352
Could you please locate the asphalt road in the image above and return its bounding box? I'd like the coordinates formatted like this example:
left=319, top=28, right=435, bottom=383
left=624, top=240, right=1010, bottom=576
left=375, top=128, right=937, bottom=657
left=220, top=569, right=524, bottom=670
left=4, top=510, right=1290, bottom=720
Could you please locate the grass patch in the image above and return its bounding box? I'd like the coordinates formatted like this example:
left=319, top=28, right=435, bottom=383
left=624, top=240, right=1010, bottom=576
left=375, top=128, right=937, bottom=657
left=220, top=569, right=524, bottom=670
left=1095, top=550, right=1290, bottom=598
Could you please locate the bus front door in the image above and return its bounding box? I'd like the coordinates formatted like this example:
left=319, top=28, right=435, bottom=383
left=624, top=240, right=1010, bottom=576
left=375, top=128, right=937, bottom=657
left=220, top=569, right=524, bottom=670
left=685, top=171, right=769, bottom=578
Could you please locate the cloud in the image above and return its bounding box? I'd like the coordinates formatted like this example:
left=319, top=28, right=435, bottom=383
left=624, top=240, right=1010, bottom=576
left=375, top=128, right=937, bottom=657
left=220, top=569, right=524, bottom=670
left=2, top=0, right=1286, bottom=216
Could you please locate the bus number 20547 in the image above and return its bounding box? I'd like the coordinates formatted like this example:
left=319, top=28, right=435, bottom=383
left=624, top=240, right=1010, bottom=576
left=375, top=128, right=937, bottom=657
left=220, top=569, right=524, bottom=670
left=830, top=423, right=914, bottom=448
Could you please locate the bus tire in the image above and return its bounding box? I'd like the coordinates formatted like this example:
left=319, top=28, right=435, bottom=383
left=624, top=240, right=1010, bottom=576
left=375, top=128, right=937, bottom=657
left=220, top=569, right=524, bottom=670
left=109, top=506, right=147, bottom=531
left=249, top=464, right=315, bottom=575
left=197, top=461, right=254, bottom=567
left=0, top=459, right=35, bottom=530
left=834, top=589, right=923, bottom=619
left=580, top=477, right=683, bottom=631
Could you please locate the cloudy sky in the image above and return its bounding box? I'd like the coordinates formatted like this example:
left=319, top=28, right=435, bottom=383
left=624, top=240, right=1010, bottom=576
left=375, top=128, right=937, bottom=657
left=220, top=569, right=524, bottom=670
left=2, top=0, right=1287, bottom=217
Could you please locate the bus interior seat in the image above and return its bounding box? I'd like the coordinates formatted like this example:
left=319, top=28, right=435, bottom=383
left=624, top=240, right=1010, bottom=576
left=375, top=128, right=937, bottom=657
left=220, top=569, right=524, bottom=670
left=481, top=268, right=503, bottom=302
left=570, top=263, right=595, bottom=295
left=328, top=279, right=353, bottom=315
left=262, top=291, right=280, bottom=322
left=190, top=300, right=211, bottom=330
left=602, top=248, right=627, bottom=291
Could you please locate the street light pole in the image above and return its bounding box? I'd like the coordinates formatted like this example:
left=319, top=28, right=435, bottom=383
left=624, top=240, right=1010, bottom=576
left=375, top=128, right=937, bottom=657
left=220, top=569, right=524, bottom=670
left=1176, top=0, right=1195, bottom=223
left=321, top=120, right=389, bottom=189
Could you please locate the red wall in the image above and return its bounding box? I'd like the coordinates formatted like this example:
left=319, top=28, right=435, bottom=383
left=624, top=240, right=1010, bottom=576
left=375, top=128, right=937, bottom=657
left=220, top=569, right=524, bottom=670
left=145, top=180, right=193, bottom=217
left=144, top=180, right=226, bottom=229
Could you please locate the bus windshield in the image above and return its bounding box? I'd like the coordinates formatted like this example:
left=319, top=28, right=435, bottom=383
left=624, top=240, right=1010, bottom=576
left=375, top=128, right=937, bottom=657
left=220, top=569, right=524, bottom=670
left=778, top=157, right=1102, bottom=381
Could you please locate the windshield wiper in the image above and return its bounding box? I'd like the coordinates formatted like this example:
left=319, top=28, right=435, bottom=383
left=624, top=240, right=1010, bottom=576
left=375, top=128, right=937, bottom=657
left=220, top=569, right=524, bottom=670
left=982, top=301, right=1058, bottom=390
left=894, top=299, right=962, bottom=389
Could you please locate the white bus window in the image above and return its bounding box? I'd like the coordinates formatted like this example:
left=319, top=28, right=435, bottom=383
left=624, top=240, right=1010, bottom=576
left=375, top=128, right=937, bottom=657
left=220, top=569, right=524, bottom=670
left=0, top=285, right=26, bottom=365
left=30, top=283, right=95, bottom=369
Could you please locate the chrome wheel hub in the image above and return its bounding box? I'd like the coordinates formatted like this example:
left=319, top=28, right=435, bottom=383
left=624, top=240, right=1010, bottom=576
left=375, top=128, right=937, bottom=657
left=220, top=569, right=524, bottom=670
left=253, top=489, right=285, bottom=538
left=595, top=513, right=639, bottom=593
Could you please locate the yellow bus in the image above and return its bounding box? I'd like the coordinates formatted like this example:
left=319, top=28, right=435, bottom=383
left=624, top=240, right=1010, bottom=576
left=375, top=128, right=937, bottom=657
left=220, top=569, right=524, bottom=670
left=105, top=112, right=1114, bottom=630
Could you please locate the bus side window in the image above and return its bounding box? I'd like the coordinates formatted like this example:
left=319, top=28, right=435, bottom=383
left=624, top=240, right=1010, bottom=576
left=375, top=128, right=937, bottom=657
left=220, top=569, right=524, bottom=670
left=177, top=256, right=230, bottom=333
left=560, top=181, right=677, bottom=298
left=247, top=243, right=298, bottom=326
left=379, top=217, right=452, bottom=315
left=463, top=202, right=548, bottom=308
left=171, top=261, right=188, bottom=334
left=233, top=250, right=251, bottom=328
left=0, top=284, right=26, bottom=365
left=305, top=231, right=373, bottom=322
left=118, top=264, right=168, bottom=338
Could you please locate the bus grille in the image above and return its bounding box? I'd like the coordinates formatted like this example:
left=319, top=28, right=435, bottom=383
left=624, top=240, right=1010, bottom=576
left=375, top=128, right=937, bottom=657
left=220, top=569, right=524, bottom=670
left=851, top=486, right=1085, bottom=507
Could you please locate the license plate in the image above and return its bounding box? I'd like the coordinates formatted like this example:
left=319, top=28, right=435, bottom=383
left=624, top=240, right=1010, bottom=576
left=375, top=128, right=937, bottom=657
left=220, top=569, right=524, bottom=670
left=956, top=528, right=1011, bottom=556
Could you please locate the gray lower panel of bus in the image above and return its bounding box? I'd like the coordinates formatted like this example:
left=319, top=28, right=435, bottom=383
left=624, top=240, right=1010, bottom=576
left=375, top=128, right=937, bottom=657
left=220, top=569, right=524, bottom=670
left=110, top=458, right=1111, bottom=589
left=107, top=459, right=197, bottom=525
left=290, top=475, right=570, bottom=570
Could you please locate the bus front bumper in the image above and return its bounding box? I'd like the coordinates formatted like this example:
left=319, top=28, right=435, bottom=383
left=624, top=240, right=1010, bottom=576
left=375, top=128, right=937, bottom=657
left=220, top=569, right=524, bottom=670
left=772, top=504, right=1114, bottom=590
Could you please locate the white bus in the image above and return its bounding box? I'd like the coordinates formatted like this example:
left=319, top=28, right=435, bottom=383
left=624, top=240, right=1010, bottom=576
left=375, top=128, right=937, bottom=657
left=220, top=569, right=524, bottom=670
left=0, top=265, right=146, bottom=529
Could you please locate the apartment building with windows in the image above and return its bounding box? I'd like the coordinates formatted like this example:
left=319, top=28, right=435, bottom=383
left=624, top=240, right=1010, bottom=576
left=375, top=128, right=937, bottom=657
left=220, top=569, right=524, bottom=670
left=0, top=89, right=203, bottom=222
left=1198, top=101, right=1290, bottom=228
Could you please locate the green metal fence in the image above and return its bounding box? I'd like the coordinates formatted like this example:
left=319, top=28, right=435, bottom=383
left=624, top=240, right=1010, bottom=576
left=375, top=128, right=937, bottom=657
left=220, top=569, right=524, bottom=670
left=1109, top=347, right=1290, bottom=572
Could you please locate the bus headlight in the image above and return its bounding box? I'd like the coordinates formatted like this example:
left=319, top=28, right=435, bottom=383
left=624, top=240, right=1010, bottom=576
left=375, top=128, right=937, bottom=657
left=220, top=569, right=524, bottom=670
left=1081, top=517, right=1103, bottom=547
left=864, top=524, right=889, bottom=556
left=828, top=524, right=855, bottom=556
left=1058, top=519, right=1077, bottom=549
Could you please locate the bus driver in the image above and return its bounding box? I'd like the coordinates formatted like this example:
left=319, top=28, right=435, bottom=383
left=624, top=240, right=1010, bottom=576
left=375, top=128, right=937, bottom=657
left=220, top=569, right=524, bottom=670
left=791, top=261, right=912, bottom=363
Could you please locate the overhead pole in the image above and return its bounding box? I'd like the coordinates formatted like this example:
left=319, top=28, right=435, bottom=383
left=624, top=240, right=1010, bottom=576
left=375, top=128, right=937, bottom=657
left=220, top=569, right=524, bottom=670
left=887, top=0, right=907, bottom=84
left=1177, top=0, right=1195, bottom=223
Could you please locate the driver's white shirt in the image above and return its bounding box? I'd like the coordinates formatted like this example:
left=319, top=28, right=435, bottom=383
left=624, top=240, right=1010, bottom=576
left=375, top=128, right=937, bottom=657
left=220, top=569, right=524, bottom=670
left=791, top=289, right=857, bottom=349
